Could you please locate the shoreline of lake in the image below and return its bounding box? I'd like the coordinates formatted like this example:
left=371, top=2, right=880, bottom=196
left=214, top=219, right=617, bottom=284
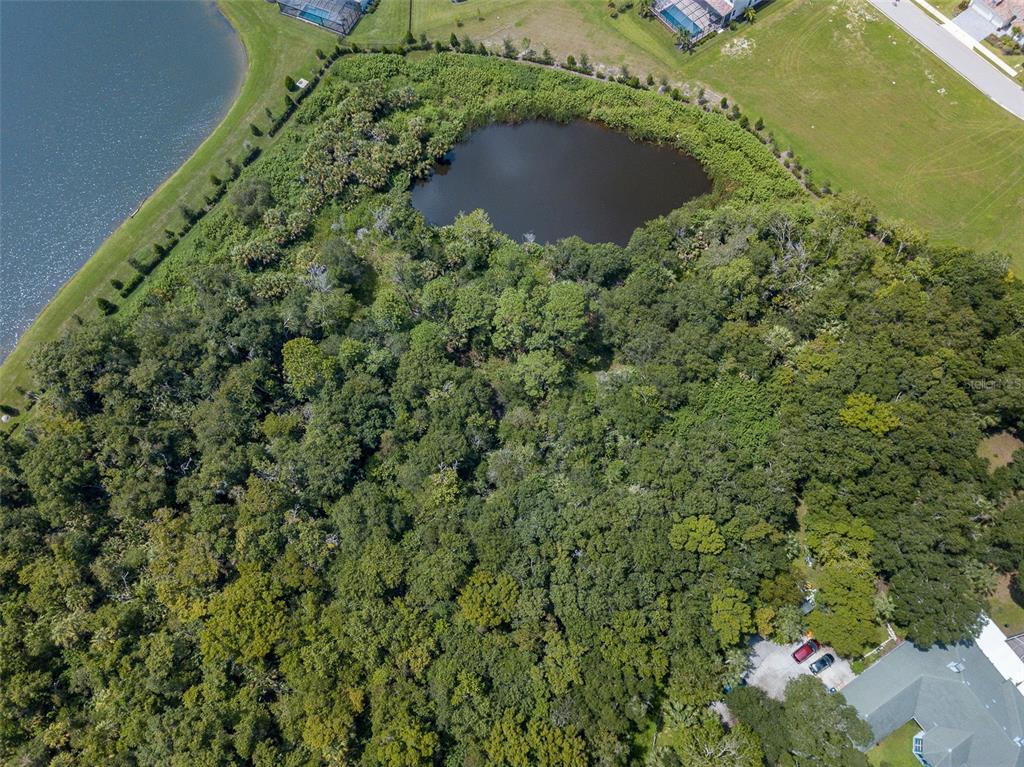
left=0, top=0, right=246, bottom=359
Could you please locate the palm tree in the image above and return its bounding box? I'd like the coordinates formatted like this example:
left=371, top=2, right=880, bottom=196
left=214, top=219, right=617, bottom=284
left=675, top=29, right=693, bottom=52
left=637, top=0, right=653, bottom=18
left=744, top=7, right=757, bottom=23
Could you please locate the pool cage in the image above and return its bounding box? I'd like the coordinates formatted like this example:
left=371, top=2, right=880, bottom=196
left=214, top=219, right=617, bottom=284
left=655, top=0, right=724, bottom=40
left=277, top=0, right=362, bottom=35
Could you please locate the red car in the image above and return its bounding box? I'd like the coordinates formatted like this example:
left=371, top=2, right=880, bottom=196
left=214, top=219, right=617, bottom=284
left=792, top=639, right=820, bottom=663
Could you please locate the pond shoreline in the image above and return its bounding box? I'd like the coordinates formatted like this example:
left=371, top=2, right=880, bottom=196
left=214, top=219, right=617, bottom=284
left=411, top=118, right=712, bottom=246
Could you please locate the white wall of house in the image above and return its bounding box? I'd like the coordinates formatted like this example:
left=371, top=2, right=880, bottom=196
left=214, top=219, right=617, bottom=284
left=729, top=0, right=763, bottom=21
left=977, top=616, right=1024, bottom=690
left=969, top=0, right=1011, bottom=28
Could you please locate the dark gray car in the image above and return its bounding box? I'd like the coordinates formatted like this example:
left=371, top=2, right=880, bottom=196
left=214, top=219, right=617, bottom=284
left=809, top=653, right=835, bottom=675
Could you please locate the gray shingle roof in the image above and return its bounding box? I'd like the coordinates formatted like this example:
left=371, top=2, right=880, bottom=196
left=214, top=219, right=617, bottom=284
left=843, top=641, right=1024, bottom=767
left=922, top=726, right=972, bottom=767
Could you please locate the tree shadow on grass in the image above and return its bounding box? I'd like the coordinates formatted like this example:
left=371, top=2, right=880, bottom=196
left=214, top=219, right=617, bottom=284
left=1010, top=573, right=1024, bottom=610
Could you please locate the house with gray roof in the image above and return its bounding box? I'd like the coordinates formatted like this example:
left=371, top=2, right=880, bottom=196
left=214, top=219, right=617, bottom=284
left=955, top=0, right=1024, bottom=40
left=842, top=640, right=1024, bottom=767
left=973, top=0, right=1024, bottom=35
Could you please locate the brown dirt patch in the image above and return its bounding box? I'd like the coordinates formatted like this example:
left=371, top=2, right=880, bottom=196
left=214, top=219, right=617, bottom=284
left=978, top=430, right=1023, bottom=472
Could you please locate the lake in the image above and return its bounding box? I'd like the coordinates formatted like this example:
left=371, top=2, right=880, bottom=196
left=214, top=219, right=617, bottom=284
left=0, top=0, right=245, bottom=358
left=411, top=120, right=712, bottom=246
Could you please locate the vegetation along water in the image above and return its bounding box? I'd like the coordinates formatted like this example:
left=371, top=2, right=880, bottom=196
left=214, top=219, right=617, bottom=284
left=0, top=0, right=244, bottom=358
left=3, top=52, right=1022, bottom=766
left=411, top=120, right=711, bottom=246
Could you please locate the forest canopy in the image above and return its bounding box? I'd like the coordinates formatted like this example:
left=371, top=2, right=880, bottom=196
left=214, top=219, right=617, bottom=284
left=2, top=54, right=1023, bottom=766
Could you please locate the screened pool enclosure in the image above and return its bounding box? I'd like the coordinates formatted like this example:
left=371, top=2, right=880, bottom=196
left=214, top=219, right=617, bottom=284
left=276, top=0, right=363, bottom=36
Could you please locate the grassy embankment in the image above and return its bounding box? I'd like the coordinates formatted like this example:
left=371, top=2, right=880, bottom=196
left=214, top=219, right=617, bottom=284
left=352, top=0, right=1024, bottom=266
left=0, top=0, right=335, bottom=414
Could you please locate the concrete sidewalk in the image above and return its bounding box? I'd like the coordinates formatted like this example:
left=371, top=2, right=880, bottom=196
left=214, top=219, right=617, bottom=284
left=866, top=0, right=1024, bottom=120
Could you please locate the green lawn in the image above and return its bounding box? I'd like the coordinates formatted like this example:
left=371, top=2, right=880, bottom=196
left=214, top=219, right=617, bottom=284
left=989, top=573, right=1024, bottom=636
left=355, top=0, right=1023, bottom=266
left=682, top=1, right=1024, bottom=264
left=348, top=0, right=412, bottom=44
left=353, top=0, right=687, bottom=73
left=868, top=721, right=922, bottom=767
left=0, top=0, right=336, bottom=414
left=934, top=0, right=967, bottom=19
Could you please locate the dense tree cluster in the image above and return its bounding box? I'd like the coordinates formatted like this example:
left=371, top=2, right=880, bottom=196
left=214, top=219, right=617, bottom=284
left=2, top=54, right=1022, bottom=765
left=726, top=678, right=872, bottom=767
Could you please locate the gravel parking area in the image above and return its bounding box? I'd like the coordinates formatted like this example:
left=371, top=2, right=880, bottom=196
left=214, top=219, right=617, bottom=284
left=744, top=639, right=855, bottom=700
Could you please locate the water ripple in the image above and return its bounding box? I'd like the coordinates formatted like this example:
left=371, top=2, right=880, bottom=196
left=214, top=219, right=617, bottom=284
left=0, top=0, right=244, bottom=358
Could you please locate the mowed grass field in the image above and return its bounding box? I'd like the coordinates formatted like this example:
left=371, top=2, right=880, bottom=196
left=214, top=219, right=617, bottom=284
left=0, top=0, right=335, bottom=411
left=683, top=0, right=1024, bottom=263
left=353, top=0, right=1024, bottom=266
left=352, top=0, right=685, bottom=72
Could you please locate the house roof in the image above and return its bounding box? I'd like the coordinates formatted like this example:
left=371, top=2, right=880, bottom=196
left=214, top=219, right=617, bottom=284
left=1009, top=634, right=1024, bottom=665
left=701, top=0, right=734, bottom=17
left=976, top=0, right=1024, bottom=24
left=842, top=641, right=1024, bottom=767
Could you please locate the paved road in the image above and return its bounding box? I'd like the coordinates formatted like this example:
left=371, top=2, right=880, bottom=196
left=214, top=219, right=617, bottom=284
left=865, top=0, right=1024, bottom=120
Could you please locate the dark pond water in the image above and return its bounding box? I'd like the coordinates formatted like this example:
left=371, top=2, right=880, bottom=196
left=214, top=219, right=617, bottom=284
left=411, top=120, right=711, bottom=246
left=0, top=0, right=244, bottom=358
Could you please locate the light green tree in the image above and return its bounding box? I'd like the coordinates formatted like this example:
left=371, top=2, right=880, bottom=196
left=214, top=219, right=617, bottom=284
left=282, top=337, right=333, bottom=398
left=492, top=288, right=535, bottom=352
left=711, top=587, right=755, bottom=646
left=669, top=515, right=726, bottom=555
left=200, top=565, right=288, bottom=663
left=457, top=569, right=519, bottom=630
left=509, top=350, right=566, bottom=399
left=485, top=709, right=586, bottom=767
left=839, top=392, right=900, bottom=436
left=808, top=559, right=880, bottom=657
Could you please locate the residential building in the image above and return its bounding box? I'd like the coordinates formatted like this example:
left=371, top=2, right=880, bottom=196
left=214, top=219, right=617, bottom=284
left=842, top=634, right=1024, bottom=767
left=977, top=616, right=1024, bottom=690
left=968, top=0, right=1024, bottom=37
left=655, top=0, right=766, bottom=41
left=276, top=0, right=363, bottom=36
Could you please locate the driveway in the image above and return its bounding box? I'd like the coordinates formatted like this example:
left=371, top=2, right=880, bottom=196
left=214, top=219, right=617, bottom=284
left=744, top=639, right=855, bottom=700
left=952, top=4, right=998, bottom=41
left=865, top=0, right=1024, bottom=120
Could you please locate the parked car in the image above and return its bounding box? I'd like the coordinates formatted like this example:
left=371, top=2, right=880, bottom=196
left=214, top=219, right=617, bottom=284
left=792, top=639, right=820, bottom=663
left=809, top=653, right=835, bottom=675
